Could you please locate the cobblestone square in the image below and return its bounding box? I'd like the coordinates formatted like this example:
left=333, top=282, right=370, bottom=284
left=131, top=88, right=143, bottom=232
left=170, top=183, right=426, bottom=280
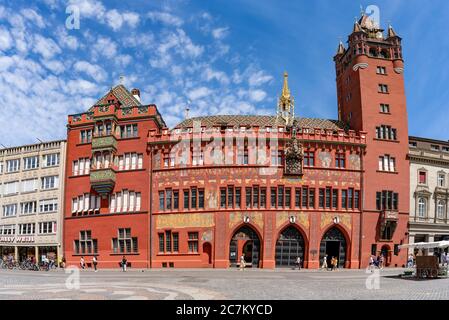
left=0, top=268, right=447, bottom=300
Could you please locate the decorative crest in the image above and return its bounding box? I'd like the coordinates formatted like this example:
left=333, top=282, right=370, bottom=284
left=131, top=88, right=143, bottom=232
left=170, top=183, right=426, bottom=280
left=284, top=135, right=304, bottom=176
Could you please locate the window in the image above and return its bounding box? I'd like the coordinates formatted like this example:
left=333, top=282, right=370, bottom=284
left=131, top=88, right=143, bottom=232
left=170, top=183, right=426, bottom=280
left=41, top=176, right=59, bottom=190
left=332, top=189, right=338, bottom=209
left=173, top=191, right=179, bottom=210
left=260, top=188, right=266, bottom=208
left=191, top=188, right=197, bottom=209
left=112, top=228, right=138, bottom=254
left=376, top=191, right=399, bottom=211
left=378, top=84, right=389, bottom=93
left=119, top=153, right=143, bottom=170
left=23, top=156, right=39, bottom=170
left=417, top=198, right=426, bottom=218
left=376, top=125, right=397, bottom=140
left=235, top=188, right=241, bottom=208
left=308, top=188, right=315, bottom=208
left=39, top=199, right=58, bottom=213
left=431, top=145, right=440, bottom=151
left=3, top=181, right=18, bottom=195
left=38, top=221, right=56, bottom=234
left=335, top=152, right=345, bottom=168
left=188, top=232, right=199, bottom=253
left=302, top=187, right=308, bottom=208
left=443, top=146, right=449, bottom=153
left=409, top=141, right=417, bottom=148
left=20, top=201, right=37, bottom=215
left=304, top=151, right=315, bottom=167
left=378, top=155, right=396, bottom=172
left=295, top=188, right=301, bottom=208
left=341, top=190, right=347, bottom=209
left=159, top=191, right=164, bottom=210
left=325, top=188, right=331, bottom=208
left=43, top=153, right=60, bottom=167
left=437, top=200, right=446, bottom=219
left=120, top=124, right=138, bottom=138
left=277, top=186, right=284, bottom=208
left=285, top=188, right=291, bottom=208
left=0, top=162, right=3, bottom=174
left=270, top=187, right=276, bottom=208
left=228, top=186, right=234, bottom=209
left=198, top=189, right=204, bottom=209
left=0, top=225, right=15, bottom=235
left=418, top=171, right=427, bottom=184
left=80, top=130, right=93, bottom=143
left=253, top=186, right=259, bottom=208
left=437, top=173, right=446, bottom=188
left=184, top=190, right=189, bottom=209
left=6, top=159, right=20, bottom=173
left=246, top=187, right=252, bottom=208
left=18, top=223, right=35, bottom=235
left=159, top=230, right=178, bottom=253
left=74, top=230, right=98, bottom=254
left=220, top=188, right=226, bottom=208
left=319, top=189, right=325, bottom=208
left=73, top=158, right=90, bottom=176
left=380, top=104, right=390, bottom=113
left=21, top=178, right=38, bottom=193
left=3, top=204, right=17, bottom=217
left=354, top=190, right=360, bottom=210
left=376, top=66, right=387, bottom=75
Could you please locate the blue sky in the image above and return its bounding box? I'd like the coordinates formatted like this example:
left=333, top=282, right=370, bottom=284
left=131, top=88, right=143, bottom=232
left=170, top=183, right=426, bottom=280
left=0, top=0, right=448, bottom=146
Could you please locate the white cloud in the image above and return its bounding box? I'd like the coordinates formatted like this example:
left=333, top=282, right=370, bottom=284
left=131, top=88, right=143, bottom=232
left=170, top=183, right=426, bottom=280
left=32, top=35, right=62, bottom=59
left=20, top=8, right=46, bottom=28
left=147, top=11, right=183, bottom=27
left=73, top=61, right=106, bottom=82
left=248, top=70, right=273, bottom=86
left=65, top=79, right=99, bottom=95
left=41, top=59, right=66, bottom=74
left=0, top=27, right=13, bottom=51
left=211, top=27, right=229, bottom=40
left=105, top=9, right=140, bottom=31
left=68, top=0, right=106, bottom=19
left=249, top=89, right=267, bottom=102
left=203, top=67, right=229, bottom=85
left=187, top=87, right=212, bottom=100
left=56, top=27, right=79, bottom=50
left=92, top=37, right=117, bottom=59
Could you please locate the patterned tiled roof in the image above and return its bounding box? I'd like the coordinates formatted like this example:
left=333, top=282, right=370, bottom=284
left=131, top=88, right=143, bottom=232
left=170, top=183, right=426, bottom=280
left=174, top=115, right=347, bottom=131
left=91, top=84, right=141, bottom=110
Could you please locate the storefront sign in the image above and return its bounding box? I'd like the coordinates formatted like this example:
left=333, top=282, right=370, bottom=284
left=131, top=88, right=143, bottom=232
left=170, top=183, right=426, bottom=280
left=0, top=236, right=15, bottom=243
left=15, top=236, right=35, bottom=243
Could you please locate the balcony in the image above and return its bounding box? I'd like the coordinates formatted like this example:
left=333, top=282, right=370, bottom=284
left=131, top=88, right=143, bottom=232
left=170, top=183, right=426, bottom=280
left=90, top=168, right=116, bottom=195
left=91, top=135, right=117, bottom=152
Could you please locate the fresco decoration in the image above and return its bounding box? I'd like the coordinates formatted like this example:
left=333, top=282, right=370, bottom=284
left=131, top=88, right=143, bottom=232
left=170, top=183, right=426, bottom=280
left=318, top=151, right=332, bottom=168
left=275, top=212, right=309, bottom=229
left=229, top=212, right=264, bottom=231
left=320, top=213, right=352, bottom=231
left=349, top=154, right=361, bottom=170
left=156, top=213, right=214, bottom=229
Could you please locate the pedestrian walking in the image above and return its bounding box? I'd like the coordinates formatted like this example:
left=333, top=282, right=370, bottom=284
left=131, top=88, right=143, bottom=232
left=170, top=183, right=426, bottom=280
left=61, top=256, right=66, bottom=269
left=369, top=255, right=375, bottom=272
left=295, top=256, right=301, bottom=270
left=239, top=254, right=246, bottom=271
left=379, top=255, right=385, bottom=269
left=121, top=256, right=127, bottom=272
left=333, top=257, right=339, bottom=271
left=321, top=254, right=328, bottom=270
left=407, top=254, right=414, bottom=268
left=80, top=256, right=85, bottom=269
left=92, top=255, right=98, bottom=272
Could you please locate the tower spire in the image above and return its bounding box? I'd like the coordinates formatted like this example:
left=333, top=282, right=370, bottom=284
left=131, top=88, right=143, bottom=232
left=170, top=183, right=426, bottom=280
left=278, top=72, right=295, bottom=126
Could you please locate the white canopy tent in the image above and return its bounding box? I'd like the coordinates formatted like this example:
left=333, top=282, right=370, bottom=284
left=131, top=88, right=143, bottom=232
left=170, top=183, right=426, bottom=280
left=399, top=241, right=449, bottom=250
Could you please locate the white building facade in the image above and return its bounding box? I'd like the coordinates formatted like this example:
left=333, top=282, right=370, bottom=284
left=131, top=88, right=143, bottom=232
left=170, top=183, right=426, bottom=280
left=408, top=136, right=449, bottom=255
left=0, top=140, right=66, bottom=263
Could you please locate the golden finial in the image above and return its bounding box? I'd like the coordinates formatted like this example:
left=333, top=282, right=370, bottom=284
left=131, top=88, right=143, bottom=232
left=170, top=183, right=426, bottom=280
left=278, top=71, right=295, bottom=125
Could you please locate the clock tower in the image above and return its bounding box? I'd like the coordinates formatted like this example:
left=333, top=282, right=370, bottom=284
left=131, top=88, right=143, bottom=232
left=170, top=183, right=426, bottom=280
left=334, top=14, right=410, bottom=268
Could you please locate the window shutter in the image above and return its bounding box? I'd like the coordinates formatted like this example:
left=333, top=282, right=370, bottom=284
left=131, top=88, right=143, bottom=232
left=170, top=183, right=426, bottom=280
left=136, top=193, right=141, bottom=211
left=78, top=195, right=84, bottom=212
left=138, top=154, right=143, bottom=169
left=110, top=194, right=116, bottom=213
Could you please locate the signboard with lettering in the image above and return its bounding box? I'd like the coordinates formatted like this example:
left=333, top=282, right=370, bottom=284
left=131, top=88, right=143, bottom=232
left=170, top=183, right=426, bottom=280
left=0, top=236, right=35, bottom=243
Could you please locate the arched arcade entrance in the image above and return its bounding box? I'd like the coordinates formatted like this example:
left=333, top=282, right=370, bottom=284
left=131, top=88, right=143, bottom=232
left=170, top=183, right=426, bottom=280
left=319, top=227, right=348, bottom=268
left=229, top=225, right=261, bottom=268
left=275, top=226, right=306, bottom=268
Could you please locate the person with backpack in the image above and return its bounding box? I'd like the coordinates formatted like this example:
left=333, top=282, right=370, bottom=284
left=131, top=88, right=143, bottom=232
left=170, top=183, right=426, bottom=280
left=80, top=256, right=85, bottom=269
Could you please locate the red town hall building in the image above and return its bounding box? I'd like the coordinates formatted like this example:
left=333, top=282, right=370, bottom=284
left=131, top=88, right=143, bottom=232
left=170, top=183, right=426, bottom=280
left=64, top=15, right=409, bottom=269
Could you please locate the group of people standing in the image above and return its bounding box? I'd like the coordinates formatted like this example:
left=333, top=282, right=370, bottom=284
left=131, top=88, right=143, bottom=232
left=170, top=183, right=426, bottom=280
left=321, top=254, right=339, bottom=271
left=79, top=256, right=128, bottom=271
left=368, top=254, right=386, bottom=272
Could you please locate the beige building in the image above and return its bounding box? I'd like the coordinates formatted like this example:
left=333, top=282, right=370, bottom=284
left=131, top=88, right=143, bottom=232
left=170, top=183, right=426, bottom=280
left=408, top=136, right=449, bottom=255
left=0, top=140, right=66, bottom=263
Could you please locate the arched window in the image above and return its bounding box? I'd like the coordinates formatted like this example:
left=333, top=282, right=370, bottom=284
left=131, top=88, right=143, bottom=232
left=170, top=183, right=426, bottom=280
left=437, top=200, right=446, bottom=219
left=418, top=198, right=427, bottom=217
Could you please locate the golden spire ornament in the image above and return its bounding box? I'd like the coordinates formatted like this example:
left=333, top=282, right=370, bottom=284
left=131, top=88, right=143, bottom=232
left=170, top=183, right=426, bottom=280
left=278, top=71, right=295, bottom=126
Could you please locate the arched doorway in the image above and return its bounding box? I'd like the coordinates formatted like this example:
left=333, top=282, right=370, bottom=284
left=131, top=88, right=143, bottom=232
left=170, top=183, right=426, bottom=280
left=380, top=245, right=391, bottom=266
left=202, top=242, right=212, bottom=265
left=229, top=225, right=261, bottom=268
left=319, top=227, right=347, bottom=268
left=275, top=226, right=305, bottom=267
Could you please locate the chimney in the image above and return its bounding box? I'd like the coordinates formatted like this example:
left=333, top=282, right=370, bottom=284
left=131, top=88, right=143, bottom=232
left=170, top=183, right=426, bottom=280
left=131, top=88, right=141, bottom=103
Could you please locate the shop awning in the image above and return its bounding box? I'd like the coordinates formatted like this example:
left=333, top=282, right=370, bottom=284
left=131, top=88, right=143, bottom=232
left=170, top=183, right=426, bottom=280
left=399, top=241, right=449, bottom=250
